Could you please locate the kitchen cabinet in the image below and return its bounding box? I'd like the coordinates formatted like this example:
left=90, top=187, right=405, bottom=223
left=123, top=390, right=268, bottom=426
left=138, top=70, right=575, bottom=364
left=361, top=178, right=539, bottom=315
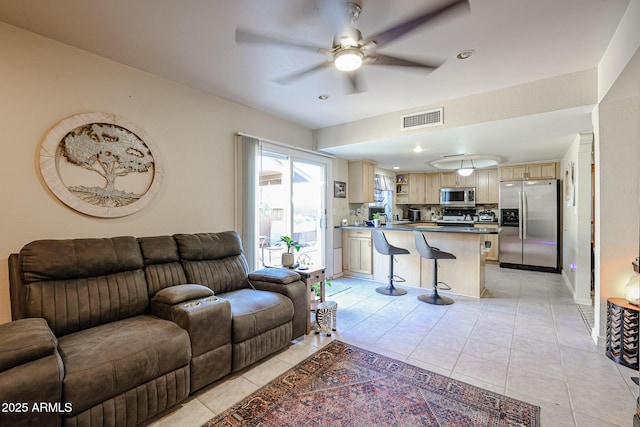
left=425, top=173, right=441, bottom=204
left=499, top=162, right=557, bottom=181
left=441, top=171, right=474, bottom=187
left=526, top=162, right=557, bottom=179
left=342, top=229, right=372, bottom=276
left=348, top=160, right=375, bottom=203
left=475, top=224, right=499, bottom=261
left=395, top=175, right=409, bottom=205
left=475, top=168, right=499, bottom=204
left=408, top=173, right=425, bottom=204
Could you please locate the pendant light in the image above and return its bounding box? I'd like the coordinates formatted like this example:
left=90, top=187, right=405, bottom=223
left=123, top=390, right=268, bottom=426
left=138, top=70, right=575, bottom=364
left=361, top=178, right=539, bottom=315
left=457, top=159, right=475, bottom=176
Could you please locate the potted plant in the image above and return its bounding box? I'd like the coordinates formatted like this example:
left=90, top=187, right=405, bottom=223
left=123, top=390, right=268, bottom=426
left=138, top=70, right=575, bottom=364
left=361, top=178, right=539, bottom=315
left=310, top=280, right=332, bottom=309
left=280, top=236, right=301, bottom=267
left=373, top=212, right=381, bottom=227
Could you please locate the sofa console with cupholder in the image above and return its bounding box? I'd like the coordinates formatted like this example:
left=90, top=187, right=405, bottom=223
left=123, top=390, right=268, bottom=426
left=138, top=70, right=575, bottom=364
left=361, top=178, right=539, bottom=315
left=1, top=231, right=306, bottom=427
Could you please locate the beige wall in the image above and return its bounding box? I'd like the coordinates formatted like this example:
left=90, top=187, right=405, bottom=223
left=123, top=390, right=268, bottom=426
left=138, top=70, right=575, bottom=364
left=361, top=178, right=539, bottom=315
left=591, top=0, right=640, bottom=343
left=314, top=69, right=598, bottom=150
left=0, top=23, right=313, bottom=323
left=593, top=94, right=640, bottom=343
left=560, top=133, right=593, bottom=305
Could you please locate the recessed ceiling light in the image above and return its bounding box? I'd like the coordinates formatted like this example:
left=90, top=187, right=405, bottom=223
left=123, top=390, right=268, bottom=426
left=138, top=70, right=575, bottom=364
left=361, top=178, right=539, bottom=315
left=393, top=166, right=400, bottom=170
left=318, top=94, right=329, bottom=100
left=456, top=49, right=475, bottom=60
left=413, top=146, right=423, bottom=153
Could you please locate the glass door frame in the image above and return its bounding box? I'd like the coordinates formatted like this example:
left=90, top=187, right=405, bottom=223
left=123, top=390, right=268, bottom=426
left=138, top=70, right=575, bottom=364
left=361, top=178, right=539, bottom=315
left=255, top=141, right=330, bottom=272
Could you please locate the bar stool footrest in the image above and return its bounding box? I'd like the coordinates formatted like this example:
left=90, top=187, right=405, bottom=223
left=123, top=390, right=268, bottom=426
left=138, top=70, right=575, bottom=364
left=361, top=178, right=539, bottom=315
left=436, top=281, right=451, bottom=291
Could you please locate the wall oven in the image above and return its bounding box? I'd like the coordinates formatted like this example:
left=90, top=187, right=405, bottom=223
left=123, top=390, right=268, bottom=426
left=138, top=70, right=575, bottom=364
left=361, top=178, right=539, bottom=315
left=440, top=187, right=476, bottom=207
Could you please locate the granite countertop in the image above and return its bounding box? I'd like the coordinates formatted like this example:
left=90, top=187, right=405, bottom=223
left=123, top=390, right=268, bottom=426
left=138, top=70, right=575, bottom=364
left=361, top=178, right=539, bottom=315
left=336, top=223, right=500, bottom=234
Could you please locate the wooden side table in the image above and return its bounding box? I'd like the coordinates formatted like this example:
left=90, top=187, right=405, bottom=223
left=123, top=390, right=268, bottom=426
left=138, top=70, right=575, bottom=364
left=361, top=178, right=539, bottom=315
left=606, top=297, right=639, bottom=369
left=294, top=266, right=326, bottom=334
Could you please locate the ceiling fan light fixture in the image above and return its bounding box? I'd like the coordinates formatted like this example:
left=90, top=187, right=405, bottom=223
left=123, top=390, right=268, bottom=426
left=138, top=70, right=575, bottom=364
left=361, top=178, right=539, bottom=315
left=334, top=48, right=363, bottom=72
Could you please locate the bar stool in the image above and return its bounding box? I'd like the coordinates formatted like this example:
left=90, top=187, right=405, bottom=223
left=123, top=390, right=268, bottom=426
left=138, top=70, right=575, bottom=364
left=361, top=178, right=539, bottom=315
left=372, top=230, right=409, bottom=296
left=414, top=231, right=456, bottom=305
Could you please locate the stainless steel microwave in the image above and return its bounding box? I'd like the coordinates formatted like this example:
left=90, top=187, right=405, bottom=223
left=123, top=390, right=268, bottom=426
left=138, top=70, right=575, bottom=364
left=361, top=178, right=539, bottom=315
left=440, top=187, right=476, bottom=207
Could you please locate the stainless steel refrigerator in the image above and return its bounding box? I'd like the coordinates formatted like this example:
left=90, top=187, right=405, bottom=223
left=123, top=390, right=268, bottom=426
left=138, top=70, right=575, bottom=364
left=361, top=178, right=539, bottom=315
left=499, top=179, right=559, bottom=272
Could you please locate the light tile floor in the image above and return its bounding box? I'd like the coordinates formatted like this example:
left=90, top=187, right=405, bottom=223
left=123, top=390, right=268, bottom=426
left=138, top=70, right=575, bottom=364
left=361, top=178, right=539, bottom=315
left=147, top=265, right=638, bottom=427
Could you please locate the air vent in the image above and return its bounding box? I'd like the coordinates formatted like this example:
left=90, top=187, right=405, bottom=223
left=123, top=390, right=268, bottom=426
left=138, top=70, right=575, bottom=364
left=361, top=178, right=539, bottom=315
left=400, top=108, right=443, bottom=131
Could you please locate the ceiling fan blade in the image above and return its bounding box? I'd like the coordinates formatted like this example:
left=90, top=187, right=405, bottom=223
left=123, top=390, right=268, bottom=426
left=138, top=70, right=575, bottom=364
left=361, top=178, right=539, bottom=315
left=273, top=61, right=333, bottom=85
left=345, top=70, right=366, bottom=94
left=362, top=0, right=470, bottom=49
left=367, top=54, right=443, bottom=70
left=235, top=27, right=329, bottom=54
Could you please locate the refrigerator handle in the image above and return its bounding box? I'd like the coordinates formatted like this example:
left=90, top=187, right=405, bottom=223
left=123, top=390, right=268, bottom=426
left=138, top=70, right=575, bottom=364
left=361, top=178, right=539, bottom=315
left=522, top=191, right=528, bottom=239
left=518, top=192, right=523, bottom=240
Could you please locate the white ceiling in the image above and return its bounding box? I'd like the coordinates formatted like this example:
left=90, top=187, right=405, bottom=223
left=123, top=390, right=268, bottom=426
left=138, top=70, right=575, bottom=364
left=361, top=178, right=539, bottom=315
left=0, top=0, right=631, bottom=171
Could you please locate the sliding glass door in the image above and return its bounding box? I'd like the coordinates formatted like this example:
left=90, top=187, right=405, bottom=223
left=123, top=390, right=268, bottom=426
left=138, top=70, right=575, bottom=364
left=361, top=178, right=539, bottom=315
left=257, top=150, right=326, bottom=269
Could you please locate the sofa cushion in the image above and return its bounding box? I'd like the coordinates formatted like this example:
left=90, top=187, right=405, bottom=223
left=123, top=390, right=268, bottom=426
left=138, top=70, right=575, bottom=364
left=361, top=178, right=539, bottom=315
left=19, top=237, right=143, bottom=283
left=18, top=236, right=149, bottom=336
left=176, top=232, right=250, bottom=294
left=139, top=235, right=188, bottom=296
left=58, top=315, right=191, bottom=415
left=24, top=269, right=149, bottom=337
left=174, top=232, right=244, bottom=261
left=219, top=289, right=294, bottom=343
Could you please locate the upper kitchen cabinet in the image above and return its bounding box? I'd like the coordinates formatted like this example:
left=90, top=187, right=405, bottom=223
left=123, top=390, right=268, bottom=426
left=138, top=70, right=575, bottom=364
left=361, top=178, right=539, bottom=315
left=499, top=162, right=558, bottom=181
left=348, top=160, right=376, bottom=203
left=475, top=168, right=499, bottom=204
left=395, top=174, right=409, bottom=205
left=408, top=173, right=425, bottom=204
left=441, top=171, right=475, bottom=188
left=526, top=162, right=558, bottom=179
left=425, top=173, right=441, bottom=204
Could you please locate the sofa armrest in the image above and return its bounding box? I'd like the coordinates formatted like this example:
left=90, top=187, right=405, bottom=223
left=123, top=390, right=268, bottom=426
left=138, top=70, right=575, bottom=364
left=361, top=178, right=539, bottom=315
left=0, top=318, right=58, bottom=372
left=0, top=318, right=63, bottom=427
left=150, top=291, right=232, bottom=392
left=248, top=268, right=300, bottom=284
left=152, top=284, right=214, bottom=305
left=150, top=284, right=213, bottom=319
left=150, top=287, right=231, bottom=356
left=248, top=269, right=307, bottom=339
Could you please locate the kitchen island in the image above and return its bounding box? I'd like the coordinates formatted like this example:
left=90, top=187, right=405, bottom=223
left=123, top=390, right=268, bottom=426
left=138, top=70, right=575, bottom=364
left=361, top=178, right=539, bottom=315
left=338, top=223, right=499, bottom=298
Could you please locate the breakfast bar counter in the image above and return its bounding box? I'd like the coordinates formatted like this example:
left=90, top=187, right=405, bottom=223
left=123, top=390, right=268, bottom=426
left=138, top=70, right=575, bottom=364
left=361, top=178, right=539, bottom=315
left=337, top=224, right=499, bottom=298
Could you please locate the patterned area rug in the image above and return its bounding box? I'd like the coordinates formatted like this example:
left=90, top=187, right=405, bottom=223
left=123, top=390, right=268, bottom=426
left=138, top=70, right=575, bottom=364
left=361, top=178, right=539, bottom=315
left=203, top=340, right=540, bottom=426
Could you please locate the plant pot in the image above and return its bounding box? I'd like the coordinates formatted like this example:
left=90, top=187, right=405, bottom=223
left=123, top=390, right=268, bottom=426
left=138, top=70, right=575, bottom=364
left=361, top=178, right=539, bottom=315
left=282, top=252, right=294, bottom=267
left=373, top=218, right=380, bottom=227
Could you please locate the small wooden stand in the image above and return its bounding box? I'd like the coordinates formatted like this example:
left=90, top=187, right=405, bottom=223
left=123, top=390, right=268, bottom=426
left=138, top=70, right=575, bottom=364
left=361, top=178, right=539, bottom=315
left=293, top=267, right=326, bottom=334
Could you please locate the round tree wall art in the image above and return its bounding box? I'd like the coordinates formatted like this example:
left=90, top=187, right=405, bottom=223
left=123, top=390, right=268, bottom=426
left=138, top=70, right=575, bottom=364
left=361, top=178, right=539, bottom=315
left=40, top=112, right=163, bottom=218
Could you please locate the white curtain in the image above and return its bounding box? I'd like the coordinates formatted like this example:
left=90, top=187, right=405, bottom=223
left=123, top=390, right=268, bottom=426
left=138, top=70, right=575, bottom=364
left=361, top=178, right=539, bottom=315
left=235, top=134, right=260, bottom=269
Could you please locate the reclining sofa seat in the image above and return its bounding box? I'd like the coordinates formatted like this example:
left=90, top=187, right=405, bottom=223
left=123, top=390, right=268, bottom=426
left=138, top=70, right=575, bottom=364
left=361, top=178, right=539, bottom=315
left=173, top=232, right=306, bottom=371
left=5, top=237, right=191, bottom=427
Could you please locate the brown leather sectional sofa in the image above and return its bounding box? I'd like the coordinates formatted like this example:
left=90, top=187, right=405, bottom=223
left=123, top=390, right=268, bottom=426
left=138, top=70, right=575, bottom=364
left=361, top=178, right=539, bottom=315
left=1, top=231, right=306, bottom=427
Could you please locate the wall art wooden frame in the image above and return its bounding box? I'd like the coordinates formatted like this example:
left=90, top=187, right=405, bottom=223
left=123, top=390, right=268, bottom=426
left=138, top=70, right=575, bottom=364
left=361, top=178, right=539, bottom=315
left=40, top=112, right=163, bottom=218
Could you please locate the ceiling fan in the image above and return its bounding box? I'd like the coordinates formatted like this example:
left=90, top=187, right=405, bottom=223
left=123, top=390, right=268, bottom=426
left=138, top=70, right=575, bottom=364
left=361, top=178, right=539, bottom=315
left=235, top=0, right=470, bottom=93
